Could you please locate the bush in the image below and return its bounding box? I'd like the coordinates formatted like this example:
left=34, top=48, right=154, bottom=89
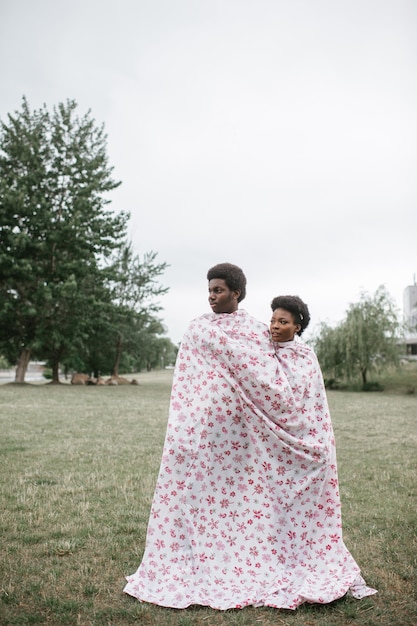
left=323, top=378, right=348, bottom=390
left=362, top=381, right=384, bottom=392
left=42, top=368, right=53, bottom=380
left=0, top=355, right=11, bottom=369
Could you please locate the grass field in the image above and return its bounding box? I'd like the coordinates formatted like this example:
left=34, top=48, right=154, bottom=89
left=0, top=369, right=416, bottom=625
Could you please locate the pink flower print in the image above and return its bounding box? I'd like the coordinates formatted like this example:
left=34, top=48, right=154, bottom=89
left=123, top=318, right=377, bottom=609
left=159, top=492, right=171, bottom=506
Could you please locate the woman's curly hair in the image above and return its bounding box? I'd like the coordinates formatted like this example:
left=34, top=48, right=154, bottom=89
left=270, top=295, right=310, bottom=335
left=207, top=263, right=247, bottom=302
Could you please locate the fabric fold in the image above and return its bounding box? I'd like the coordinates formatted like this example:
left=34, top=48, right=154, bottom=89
left=124, top=310, right=376, bottom=609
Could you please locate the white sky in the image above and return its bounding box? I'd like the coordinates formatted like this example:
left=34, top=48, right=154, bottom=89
left=1, top=0, right=416, bottom=344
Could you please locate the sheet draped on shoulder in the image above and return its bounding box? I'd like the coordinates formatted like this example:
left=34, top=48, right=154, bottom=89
left=124, top=310, right=376, bottom=609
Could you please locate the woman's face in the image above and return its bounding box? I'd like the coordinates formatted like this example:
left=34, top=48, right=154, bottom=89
left=208, top=279, right=240, bottom=314
left=270, top=308, right=301, bottom=342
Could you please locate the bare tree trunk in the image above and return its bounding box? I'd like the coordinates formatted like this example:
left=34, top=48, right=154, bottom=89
left=14, top=348, right=31, bottom=383
left=51, top=360, right=60, bottom=384
left=112, top=336, right=122, bottom=377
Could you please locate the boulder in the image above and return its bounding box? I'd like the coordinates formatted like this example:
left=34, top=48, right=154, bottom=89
left=71, top=373, right=90, bottom=385
left=106, top=375, right=131, bottom=385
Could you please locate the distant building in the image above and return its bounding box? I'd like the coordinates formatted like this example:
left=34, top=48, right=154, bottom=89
left=403, top=279, right=417, bottom=355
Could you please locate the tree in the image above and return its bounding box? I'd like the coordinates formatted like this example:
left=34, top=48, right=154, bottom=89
left=0, top=97, right=129, bottom=382
left=107, top=242, right=169, bottom=377
left=56, top=242, right=171, bottom=378
left=314, top=286, right=401, bottom=387
left=312, top=322, right=346, bottom=386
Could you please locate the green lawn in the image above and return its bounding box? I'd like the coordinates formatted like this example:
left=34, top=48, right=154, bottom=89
left=0, top=370, right=416, bottom=625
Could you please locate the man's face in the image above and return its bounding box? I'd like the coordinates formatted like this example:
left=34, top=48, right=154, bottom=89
left=208, top=278, right=239, bottom=314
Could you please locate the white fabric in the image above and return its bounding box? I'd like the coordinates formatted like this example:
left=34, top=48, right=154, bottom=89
left=124, top=310, right=376, bottom=609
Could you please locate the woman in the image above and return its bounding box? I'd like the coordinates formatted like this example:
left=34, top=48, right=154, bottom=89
left=123, top=279, right=376, bottom=610
left=267, top=295, right=376, bottom=606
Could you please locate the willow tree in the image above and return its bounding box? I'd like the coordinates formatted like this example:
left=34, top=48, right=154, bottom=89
left=0, top=97, right=128, bottom=382
left=315, top=286, right=401, bottom=386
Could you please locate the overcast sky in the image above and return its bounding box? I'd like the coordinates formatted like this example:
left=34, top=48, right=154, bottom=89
left=1, top=0, right=416, bottom=343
